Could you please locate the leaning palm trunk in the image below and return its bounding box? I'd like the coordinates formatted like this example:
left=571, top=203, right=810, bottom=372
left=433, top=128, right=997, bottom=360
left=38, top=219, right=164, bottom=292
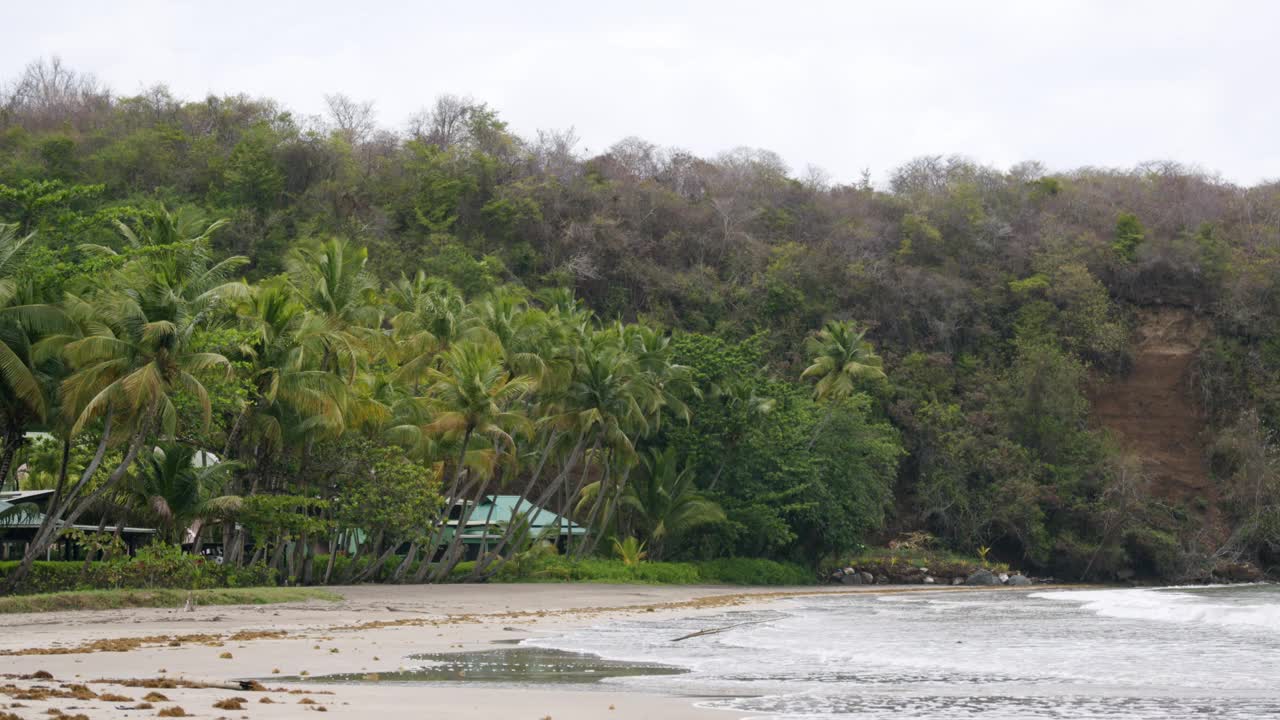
left=343, top=529, right=380, bottom=583
left=354, top=535, right=400, bottom=583
left=391, top=541, right=419, bottom=582
left=562, top=437, right=602, bottom=556
left=4, top=406, right=154, bottom=593
left=0, top=426, right=23, bottom=492
left=429, top=469, right=492, bottom=582
left=322, top=530, right=341, bottom=585
left=469, top=430, right=573, bottom=580
left=582, top=465, right=632, bottom=558
left=478, top=433, right=589, bottom=580
left=415, top=428, right=476, bottom=583
left=574, top=455, right=614, bottom=559
left=464, top=496, right=503, bottom=581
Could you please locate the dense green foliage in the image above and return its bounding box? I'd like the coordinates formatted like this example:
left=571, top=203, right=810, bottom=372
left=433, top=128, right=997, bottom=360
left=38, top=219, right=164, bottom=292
left=3, top=59, right=1280, bottom=585
left=0, top=544, right=274, bottom=594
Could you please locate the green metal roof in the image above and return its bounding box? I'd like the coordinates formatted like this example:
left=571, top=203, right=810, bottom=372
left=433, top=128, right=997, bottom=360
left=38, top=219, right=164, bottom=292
left=452, top=495, right=586, bottom=542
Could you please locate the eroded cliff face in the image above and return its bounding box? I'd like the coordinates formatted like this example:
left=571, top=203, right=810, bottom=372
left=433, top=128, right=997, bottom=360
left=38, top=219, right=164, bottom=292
left=1091, top=307, right=1216, bottom=523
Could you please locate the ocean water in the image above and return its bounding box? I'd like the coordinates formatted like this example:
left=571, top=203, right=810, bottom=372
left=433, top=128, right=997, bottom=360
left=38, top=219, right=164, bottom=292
left=523, top=585, right=1280, bottom=719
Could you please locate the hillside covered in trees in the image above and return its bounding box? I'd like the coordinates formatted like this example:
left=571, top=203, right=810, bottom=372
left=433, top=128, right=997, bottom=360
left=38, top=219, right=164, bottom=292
left=2, top=58, right=1279, bottom=585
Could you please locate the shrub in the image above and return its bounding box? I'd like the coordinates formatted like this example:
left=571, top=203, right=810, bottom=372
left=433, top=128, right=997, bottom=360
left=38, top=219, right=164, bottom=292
left=0, top=545, right=276, bottom=595
left=475, top=555, right=813, bottom=585
left=696, top=558, right=814, bottom=585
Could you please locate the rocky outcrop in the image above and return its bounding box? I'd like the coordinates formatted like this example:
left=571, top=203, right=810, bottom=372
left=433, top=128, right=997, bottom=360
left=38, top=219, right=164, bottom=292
left=827, top=562, right=1044, bottom=586
left=965, top=569, right=1000, bottom=586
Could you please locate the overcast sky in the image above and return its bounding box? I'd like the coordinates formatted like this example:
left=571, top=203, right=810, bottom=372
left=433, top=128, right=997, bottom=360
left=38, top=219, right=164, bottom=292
left=6, top=1, right=1278, bottom=186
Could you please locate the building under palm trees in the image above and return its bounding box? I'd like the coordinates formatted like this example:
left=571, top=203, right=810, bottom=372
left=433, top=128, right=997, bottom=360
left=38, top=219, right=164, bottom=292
left=441, top=495, right=586, bottom=560
left=0, top=490, right=156, bottom=560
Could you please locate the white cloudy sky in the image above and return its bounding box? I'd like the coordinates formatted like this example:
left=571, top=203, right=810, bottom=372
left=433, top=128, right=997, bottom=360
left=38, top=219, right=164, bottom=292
left=5, top=1, right=1277, bottom=185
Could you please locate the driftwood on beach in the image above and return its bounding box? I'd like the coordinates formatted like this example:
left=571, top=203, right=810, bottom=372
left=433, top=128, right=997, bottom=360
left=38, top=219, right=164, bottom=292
left=670, top=619, right=769, bottom=642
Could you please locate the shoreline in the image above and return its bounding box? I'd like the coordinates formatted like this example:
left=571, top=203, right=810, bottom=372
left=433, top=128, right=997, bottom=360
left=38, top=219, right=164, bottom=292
left=0, top=583, right=1058, bottom=719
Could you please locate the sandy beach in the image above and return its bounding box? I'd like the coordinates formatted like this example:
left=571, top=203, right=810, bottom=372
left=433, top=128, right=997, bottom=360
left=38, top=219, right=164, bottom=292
left=0, top=583, right=969, bottom=720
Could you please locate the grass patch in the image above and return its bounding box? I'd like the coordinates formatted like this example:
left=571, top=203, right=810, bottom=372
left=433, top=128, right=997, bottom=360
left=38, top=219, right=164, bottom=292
left=0, top=586, right=340, bottom=614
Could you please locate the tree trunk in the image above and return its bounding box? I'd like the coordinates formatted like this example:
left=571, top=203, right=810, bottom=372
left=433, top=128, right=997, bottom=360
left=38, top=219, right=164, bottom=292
left=344, top=529, right=380, bottom=583
left=428, top=469, right=486, bottom=583
left=478, top=432, right=588, bottom=580
left=563, top=436, right=602, bottom=557
left=583, top=464, right=630, bottom=558
left=0, top=426, right=23, bottom=492
left=323, top=531, right=340, bottom=585
left=2, top=407, right=134, bottom=593
left=392, top=542, right=419, bottom=582
left=468, top=430, right=565, bottom=580
left=575, top=454, right=614, bottom=559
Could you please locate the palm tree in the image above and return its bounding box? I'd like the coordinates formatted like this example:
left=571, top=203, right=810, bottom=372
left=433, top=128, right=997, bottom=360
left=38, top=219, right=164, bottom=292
left=123, top=442, right=239, bottom=544
left=0, top=223, right=72, bottom=489
left=801, top=320, right=885, bottom=448
left=3, top=228, right=238, bottom=591
left=417, top=341, right=534, bottom=580
left=389, top=277, right=466, bottom=389
left=801, top=320, right=886, bottom=402
left=581, top=447, right=723, bottom=561
left=286, top=238, right=380, bottom=380
left=230, top=281, right=348, bottom=459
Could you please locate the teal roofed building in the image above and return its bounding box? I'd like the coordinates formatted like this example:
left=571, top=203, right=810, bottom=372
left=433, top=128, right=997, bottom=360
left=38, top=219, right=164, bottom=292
left=442, top=495, right=586, bottom=559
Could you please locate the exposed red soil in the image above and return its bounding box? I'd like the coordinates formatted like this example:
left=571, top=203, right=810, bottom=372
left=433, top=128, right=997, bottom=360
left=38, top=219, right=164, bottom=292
left=1090, top=307, right=1219, bottom=527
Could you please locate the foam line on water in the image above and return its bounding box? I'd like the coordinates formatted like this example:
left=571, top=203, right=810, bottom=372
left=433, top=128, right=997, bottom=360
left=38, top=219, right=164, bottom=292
left=1031, top=588, right=1280, bottom=631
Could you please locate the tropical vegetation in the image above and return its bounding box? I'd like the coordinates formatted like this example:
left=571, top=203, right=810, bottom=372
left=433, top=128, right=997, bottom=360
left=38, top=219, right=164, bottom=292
left=1, top=58, right=1279, bottom=591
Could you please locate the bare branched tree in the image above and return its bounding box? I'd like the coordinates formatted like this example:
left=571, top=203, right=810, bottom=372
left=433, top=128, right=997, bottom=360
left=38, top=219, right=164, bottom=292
left=324, top=93, right=377, bottom=145
left=1, top=56, right=111, bottom=130
left=407, top=94, right=476, bottom=149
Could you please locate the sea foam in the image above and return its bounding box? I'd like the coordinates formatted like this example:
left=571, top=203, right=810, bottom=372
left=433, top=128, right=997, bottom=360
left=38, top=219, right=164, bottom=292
left=1031, top=587, right=1280, bottom=631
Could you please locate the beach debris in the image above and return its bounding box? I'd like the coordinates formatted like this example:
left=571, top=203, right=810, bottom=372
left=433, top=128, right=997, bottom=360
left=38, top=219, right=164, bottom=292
left=156, top=705, right=188, bottom=716
left=144, top=692, right=170, bottom=702
left=213, top=697, right=247, bottom=709
left=671, top=619, right=769, bottom=642
left=218, top=652, right=233, bottom=659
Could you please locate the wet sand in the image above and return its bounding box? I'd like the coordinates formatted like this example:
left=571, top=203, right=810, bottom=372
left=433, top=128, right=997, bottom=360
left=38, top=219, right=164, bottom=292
left=0, top=583, right=957, bottom=719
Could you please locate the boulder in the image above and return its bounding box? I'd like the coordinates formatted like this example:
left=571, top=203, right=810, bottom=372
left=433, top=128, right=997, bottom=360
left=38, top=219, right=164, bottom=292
left=874, top=574, right=889, bottom=585
left=1006, top=574, right=1031, bottom=586
left=923, top=575, right=936, bottom=584
left=997, top=573, right=1010, bottom=583
left=840, top=571, right=864, bottom=585
left=860, top=571, right=875, bottom=585
left=965, top=569, right=1000, bottom=586
left=951, top=577, right=965, bottom=586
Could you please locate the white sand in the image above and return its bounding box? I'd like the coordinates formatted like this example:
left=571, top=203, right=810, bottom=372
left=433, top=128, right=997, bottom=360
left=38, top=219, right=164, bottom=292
left=0, top=584, right=959, bottom=719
